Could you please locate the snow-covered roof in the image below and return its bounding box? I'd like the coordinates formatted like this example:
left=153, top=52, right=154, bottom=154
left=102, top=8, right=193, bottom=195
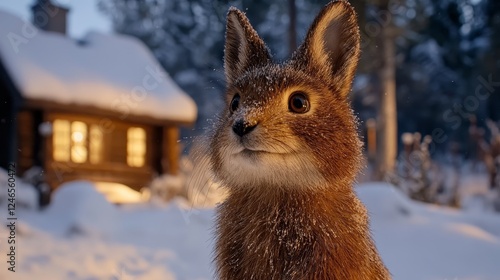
left=0, top=10, right=197, bottom=123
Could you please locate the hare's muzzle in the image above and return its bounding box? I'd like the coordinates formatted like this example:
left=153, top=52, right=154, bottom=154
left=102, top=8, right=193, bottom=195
left=232, top=119, right=257, bottom=137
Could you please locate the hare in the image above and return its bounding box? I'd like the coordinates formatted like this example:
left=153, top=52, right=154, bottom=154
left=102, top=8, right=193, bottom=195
left=208, top=1, right=390, bottom=279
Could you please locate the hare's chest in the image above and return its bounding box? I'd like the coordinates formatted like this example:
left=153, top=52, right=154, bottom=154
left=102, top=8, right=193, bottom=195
left=217, top=207, right=333, bottom=279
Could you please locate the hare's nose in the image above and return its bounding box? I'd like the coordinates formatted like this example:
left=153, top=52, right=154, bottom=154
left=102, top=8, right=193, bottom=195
left=232, top=119, right=257, bottom=137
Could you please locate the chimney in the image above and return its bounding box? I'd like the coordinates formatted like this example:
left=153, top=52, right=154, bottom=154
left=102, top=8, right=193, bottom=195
left=31, top=0, right=69, bottom=35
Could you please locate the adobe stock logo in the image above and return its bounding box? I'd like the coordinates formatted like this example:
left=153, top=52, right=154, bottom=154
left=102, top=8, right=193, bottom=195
left=6, top=0, right=64, bottom=53
left=443, top=75, right=500, bottom=130
left=394, top=74, right=500, bottom=162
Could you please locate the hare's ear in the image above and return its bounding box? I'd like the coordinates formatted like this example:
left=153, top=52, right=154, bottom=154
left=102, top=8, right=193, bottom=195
left=224, top=7, right=271, bottom=85
left=292, top=1, right=360, bottom=98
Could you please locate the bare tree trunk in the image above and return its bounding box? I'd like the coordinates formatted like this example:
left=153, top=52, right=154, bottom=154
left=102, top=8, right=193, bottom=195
left=288, top=0, right=297, bottom=56
left=375, top=24, right=398, bottom=180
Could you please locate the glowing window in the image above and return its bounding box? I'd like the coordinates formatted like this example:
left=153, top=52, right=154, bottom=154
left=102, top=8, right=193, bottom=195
left=53, top=119, right=70, bottom=161
left=127, top=127, right=146, bottom=167
left=90, top=125, right=103, bottom=164
left=71, top=121, right=87, bottom=163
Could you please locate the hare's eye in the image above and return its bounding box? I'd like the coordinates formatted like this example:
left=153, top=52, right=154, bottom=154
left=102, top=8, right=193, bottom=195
left=230, top=94, right=240, bottom=113
left=288, top=92, right=310, bottom=114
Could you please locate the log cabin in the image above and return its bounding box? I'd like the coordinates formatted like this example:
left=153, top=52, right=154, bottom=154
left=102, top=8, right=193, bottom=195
left=0, top=1, right=197, bottom=195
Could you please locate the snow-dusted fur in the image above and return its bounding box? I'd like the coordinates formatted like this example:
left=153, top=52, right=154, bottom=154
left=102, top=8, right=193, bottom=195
left=210, top=1, right=390, bottom=279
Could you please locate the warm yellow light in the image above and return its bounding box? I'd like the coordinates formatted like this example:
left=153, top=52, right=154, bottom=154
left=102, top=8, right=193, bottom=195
left=90, top=125, right=103, bottom=164
left=71, top=121, right=87, bottom=163
left=95, top=182, right=144, bottom=204
left=72, top=131, right=84, bottom=142
left=127, top=127, right=146, bottom=167
left=53, top=119, right=70, bottom=162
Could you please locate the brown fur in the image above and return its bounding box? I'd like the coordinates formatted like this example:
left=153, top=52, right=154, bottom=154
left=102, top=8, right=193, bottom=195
left=210, top=1, right=391, bottom=279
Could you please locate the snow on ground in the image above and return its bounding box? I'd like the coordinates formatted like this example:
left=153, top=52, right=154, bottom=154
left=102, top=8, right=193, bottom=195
left=1, top=181, right=500, bottom=280
left=1, top=181, right=214, bottom=280
left=357, top=183, right=500, bottom=280
left=0, top=168, right=38, bottom=209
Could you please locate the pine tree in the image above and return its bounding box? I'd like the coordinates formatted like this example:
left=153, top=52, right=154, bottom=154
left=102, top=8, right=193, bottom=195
left=484, top=0, right=500, bottom=121
left=98, top=0, right=325, bottom=129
